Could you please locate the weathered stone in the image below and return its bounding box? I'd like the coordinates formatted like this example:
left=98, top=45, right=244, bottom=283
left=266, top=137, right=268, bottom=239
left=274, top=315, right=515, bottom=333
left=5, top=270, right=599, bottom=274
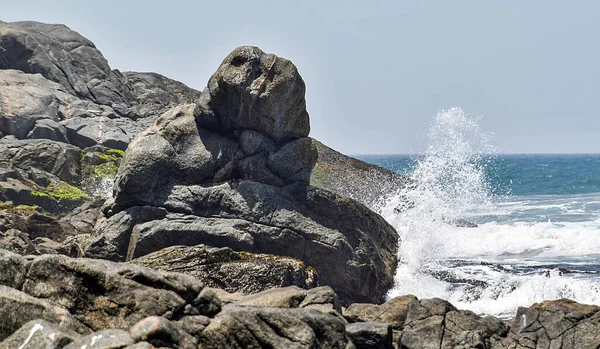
left=400, top=297, right=508, bottom=349
left=59, top=198, right=104, bottom=236
left=63, top=116, right=132, bottom=150
left=267, top=137, right=317, bottom=184
left=345, top=322, right=393, bottom=349
left=193, top=288, right=222, bottom=317
left=239, top=129, right=276, bottom=155
left=19, top=254, right=204, bottom=330
left=97, top=180, right=398, bottom=304
left=85, top=206, right=168, bottom=261
left=198, top=46, right=310, bottom=142
left=310, top=139, right=409, bottom=212
left=0, top=319, right=78, bottom=349
left=130, top=244, right=317, bottom=295
left=344, top=295, right=416, bottom=330
left=130, top=316, right=197, bottom=349
left=0, top=138, right=82, bottom=183
left=63, top=329, right=134, bottom=349
left=0, top=248, right=26, bottom=289
left=0, top=285, right=89, bottom=340
left=197, top=304, right=348, bottom=349
left=27, top=118, right=69, bottom=143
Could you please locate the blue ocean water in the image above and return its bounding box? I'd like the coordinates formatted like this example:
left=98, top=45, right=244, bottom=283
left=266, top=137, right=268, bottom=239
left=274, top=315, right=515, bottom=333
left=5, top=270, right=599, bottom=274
left=356, top=108, right=600, bottom=318
left=361, top=153, right=600, bottom=197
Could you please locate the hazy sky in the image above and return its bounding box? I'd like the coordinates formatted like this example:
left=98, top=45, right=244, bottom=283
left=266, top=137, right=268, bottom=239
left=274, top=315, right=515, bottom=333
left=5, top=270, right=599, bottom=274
left=4, top=1, right=600, bottom=154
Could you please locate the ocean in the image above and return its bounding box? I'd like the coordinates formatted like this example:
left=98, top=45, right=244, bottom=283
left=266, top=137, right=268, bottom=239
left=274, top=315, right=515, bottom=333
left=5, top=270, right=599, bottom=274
left=356, top=108, right=600, bottom=319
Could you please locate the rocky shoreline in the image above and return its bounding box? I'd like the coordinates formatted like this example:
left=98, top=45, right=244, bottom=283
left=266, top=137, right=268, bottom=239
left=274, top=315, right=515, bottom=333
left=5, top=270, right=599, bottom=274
left=0, top=20, right=599, bottom=348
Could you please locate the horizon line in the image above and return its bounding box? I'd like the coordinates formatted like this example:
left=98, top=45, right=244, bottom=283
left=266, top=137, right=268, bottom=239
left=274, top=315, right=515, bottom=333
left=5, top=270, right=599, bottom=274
left=350, top=152, right=600, bottom=157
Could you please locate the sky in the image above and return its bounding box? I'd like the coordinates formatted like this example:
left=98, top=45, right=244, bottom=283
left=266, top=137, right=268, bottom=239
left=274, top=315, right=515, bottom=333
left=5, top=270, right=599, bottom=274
left=4, top=1, right=600, bottom=154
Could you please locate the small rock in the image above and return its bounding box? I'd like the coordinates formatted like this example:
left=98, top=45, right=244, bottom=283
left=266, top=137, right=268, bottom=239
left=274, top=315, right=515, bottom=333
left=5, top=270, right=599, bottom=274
left=63, top=329, right=134, bottom=349
left=0, top=319, right=78, bottom=349
left=129, top=316, right=196, bottom=349
left=346, top=322, right=393, bottom=349
left=193, top=288, right=222, bottom=317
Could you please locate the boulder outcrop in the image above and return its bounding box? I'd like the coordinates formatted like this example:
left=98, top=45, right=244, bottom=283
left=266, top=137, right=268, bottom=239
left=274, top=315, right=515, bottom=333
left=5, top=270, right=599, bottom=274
left=1, top=246, right=600, bottom=348
left=0, top=21, right=200, bottom=149
left=130, top=244, right=318, bottom=294
left=86, top=46, right=399, bottom=305
left=3, top=19, right=599, bottom=348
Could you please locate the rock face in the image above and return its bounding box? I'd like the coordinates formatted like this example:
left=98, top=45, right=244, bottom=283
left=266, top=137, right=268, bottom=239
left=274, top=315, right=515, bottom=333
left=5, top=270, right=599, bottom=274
left=2, top=246, right=600, bottom=348
left=0, top=21, right=200, bottom=149
left=310, top=139, right=409, bottom=211
left=86, top=46, right=399, bottom=305
left=130, top=244, right=318, bottom=294
left=5, top=19, right=600, bottom=348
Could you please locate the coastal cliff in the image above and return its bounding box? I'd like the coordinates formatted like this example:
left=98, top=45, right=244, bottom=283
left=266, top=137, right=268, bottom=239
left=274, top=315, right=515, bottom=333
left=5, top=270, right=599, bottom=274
left=0, top=20, right=598, bottom=348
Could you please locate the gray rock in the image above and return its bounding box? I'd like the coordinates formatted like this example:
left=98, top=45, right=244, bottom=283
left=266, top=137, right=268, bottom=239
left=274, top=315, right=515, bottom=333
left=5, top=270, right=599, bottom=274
left=0, top=248, right=26, bottom=289
left=400, top=297, right=508, bottom=349
left=27, top=118, right=69, bottom=142
left=197, top=304, right=349, bottom=349
left=123, top=71, right=201, bottom=118
left=0, top=138, right=82, bottom=183
left=310, top=139, right=409, bottom=212
left=0, top=21, right=133, bottom=111
left=129, top=316, right=197, bottom=349
left=268, top=137, right=317, bottom=184
left=0, top=228, right=31, bottom=255
left=198, top=46, right=310, bottom=142
left=235, top=286, right=342, bottom=315
left=85, top=206, right=168, bottom=261
left=0, top=70, right=73, bottom=139
left=63, top=116, right=131, bottom=150
left=508, top=299, right=600, bottom=349
left=344, top=295, right=417, bottom=330
left=235, top=286, right=310, bottom=309
left=96, top=181, right=398, bottom=304
left=63, top=329, right=134, bottom=349
left=123, top=342, right=154, bottom=349
left=0, top=285, right=88, bottom=340
left=95, top=181, right=398, bottom=301
left=239, top=129, right=276, bottom=155
left=193, top=288, right=222, bottom=317
left=345, top=322, right=393, bottom=349
left=13, top=252, right=205, bottom=330
left=59, top=198, right=104, bottom=236
left=0, top=319, right=78, bottom=349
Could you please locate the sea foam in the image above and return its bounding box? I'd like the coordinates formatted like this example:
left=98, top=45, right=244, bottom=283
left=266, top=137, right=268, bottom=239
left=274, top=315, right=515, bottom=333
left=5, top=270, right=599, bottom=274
left=381, top=107, right=600, bottom=318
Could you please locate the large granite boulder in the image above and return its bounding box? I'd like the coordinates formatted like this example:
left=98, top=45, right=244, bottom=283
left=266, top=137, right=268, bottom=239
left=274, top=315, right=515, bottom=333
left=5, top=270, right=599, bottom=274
left=86, top=46, right=399, bottom=305
left=0, top=21, right=132, bottom=110
left=0, top=20, right=200, bottom=149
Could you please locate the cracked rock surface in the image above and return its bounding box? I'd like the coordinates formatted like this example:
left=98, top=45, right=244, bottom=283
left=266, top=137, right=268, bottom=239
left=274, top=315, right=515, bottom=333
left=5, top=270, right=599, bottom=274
left=86, top=46, right=399, bottom=305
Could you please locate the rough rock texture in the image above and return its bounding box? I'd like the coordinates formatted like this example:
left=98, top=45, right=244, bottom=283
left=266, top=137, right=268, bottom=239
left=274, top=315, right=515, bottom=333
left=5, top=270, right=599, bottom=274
left=1, top=247, right=600, bottom=348
left=0, top=21, right=200, bottom=122
left=197, top=304, right=349, bottom=349
left=0, top=249, right=211, bottom=333
left=344, top=295, right=417, bottom=330
left=345, top=322, right=393, bottom=349
left=505, top=299, right=600, bottom=349
left=87, top=46, right=399, bottom=305
left=130, top=244, right=317, bottom=294
left=0, top=319, right=78, bottom=349
left=310, top=139, right=409, bottom=211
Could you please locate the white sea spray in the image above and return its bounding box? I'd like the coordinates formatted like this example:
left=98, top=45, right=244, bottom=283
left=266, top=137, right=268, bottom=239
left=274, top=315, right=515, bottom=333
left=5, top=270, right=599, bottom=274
left=381, top=107, right=600, bottom=318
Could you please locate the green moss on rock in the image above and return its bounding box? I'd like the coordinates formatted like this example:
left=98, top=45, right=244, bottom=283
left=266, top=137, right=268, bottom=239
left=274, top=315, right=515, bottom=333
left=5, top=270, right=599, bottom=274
left=97, top=148, right=124, bottom=163
left=93, top=162, right=119, bottom=179
left=34, top=183, right=90, bottom=201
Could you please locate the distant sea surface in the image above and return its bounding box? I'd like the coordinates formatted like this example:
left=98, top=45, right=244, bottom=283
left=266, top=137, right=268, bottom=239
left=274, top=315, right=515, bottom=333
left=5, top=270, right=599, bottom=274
left=354, top=109, right=600, bottom=318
